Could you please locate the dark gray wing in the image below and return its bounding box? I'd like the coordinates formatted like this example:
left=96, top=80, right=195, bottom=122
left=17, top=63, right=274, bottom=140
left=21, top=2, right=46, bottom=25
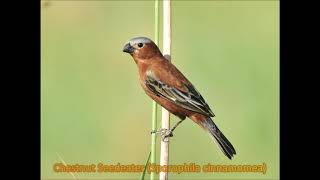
left=145, top=73, right=215, bottom=117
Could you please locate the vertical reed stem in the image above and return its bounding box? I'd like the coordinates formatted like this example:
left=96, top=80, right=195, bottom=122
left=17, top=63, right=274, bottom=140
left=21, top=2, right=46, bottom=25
left=160, top=0, right=171, bottom=180
left=150, top=0, right=159, bottom=180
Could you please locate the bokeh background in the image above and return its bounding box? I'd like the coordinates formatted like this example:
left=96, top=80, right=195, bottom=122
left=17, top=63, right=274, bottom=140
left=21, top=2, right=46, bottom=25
left=41, top=0, right=279, bottom=179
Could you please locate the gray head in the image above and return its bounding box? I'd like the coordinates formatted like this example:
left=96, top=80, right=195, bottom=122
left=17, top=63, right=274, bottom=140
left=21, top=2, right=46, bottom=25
left=128, top=37, right=153, bottom=46
left=122, top=36, right=162, bottom=60
left=122, top=36, right=155, bottom=54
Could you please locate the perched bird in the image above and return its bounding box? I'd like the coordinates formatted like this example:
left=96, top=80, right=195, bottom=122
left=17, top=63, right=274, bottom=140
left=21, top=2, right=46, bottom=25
left=122, top=36, right=236, bottom=159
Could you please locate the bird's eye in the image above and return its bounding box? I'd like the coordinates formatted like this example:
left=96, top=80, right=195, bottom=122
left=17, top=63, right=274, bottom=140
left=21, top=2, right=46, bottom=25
left=137, top=43, right=144, bottom=48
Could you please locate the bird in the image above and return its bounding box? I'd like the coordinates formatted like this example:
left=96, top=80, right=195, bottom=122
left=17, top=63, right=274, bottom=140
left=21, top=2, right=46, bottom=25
left=122, top=36, right=236, bottom=159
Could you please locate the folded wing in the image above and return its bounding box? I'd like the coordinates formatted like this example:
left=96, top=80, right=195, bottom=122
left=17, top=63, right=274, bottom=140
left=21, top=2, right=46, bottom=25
left=145, top=71, right=215, bottom=117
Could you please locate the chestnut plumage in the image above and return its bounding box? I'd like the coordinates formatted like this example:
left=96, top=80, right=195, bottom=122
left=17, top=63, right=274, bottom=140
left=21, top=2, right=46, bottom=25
left=122, top=36, right=236, bottom=159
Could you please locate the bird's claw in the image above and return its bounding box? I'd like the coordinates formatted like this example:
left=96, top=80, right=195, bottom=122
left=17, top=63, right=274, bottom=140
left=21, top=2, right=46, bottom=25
left=151, top=128, right=168, bottom=134
left=162, top=129, right=173, bottom=142
left=151, top=128, right=173, bottom=142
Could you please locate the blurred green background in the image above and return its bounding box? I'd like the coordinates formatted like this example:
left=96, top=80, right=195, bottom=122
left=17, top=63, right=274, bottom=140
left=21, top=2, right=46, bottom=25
left=41, top=0, right=279, bottom=179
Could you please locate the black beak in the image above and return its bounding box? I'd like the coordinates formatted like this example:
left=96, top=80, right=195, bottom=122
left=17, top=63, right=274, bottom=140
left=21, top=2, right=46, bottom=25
left=122, top=43, right=135, bottom=54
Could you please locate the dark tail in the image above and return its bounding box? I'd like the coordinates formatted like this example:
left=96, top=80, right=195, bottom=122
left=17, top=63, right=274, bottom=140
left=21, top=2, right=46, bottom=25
left=200, top=118, right=236, bottom=159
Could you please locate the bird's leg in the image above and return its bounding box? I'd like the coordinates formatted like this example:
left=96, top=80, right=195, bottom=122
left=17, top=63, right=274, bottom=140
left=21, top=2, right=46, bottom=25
left=161, top=119, right=185, bottom=141
left=150, top=128, right=170, bottom=142
left=169, top=119, right=185, bottom=134
left=150, top=119, right=185, bottom=142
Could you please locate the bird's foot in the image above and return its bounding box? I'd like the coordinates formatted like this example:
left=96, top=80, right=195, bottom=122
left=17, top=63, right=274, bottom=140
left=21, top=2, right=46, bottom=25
left=151, top=128, right=173, bottom=142
left=161, top=129, right=173, bottom=142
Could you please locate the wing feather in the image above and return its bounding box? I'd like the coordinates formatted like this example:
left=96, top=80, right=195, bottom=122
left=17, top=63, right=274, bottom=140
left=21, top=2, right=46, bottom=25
left=145, top=72, right=215, bottom=117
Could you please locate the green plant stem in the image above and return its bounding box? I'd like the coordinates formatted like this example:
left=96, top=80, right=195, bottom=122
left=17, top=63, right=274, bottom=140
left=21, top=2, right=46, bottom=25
left=150, top=102, right=157, bottom=180
left=140, top=151, right=151, bottom=180
left=150, top=1, right=159, bottom=180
